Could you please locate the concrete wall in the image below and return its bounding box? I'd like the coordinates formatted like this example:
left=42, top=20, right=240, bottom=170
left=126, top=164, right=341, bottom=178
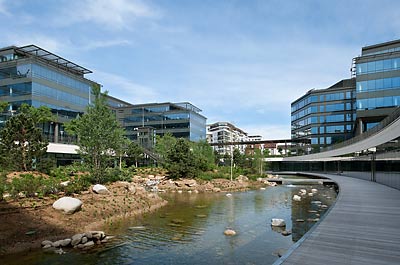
left=342, top=171, right=400, bottom=190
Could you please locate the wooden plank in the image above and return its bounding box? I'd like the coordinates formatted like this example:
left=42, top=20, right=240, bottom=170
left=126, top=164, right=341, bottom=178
left=276, top=174, right=400, bottom=265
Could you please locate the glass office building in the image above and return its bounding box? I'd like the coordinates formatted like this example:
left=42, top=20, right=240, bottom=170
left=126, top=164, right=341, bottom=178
left=354, top=39, right=400, bottom=134
left=0, top=45, right=97, bottom=143
left=291, top=78, right=356, bottom=152
left=116, top=102, right=207, bottom=142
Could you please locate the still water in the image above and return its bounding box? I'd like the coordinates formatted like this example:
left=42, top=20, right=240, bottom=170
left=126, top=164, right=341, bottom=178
left=7, top=182, right=337, bottom=265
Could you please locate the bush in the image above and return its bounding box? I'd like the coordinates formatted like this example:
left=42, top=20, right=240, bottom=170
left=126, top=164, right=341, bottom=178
left=6, top=174, right=61, bottom=199
left=61, top=174, right=92, bottom=195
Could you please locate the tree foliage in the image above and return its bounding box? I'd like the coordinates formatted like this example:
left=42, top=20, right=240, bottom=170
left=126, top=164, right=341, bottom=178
left=126, top=141, right=144, bottom=167
left=0, top=104, right=53, bottom=171
left=0, top=101, right=8, bottom=112
left=165, top=138, right=198, bottom=179
left=154, top=133, right=176, bottom=160
left=65, top=84, right=126, bottom=183
left=190, top=140, right=215, bottom=171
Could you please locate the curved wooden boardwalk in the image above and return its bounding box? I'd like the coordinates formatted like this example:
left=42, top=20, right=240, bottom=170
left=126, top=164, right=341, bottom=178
left=276, top=173, right=400, bottom=265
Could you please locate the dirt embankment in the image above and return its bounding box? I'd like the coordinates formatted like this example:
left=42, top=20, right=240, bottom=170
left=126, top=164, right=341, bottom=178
left=0, top=180, right=167, bottom=256
left=0, top=173, right=279, bottom=256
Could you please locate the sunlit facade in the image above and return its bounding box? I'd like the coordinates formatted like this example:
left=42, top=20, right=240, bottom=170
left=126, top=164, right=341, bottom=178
left=116, top=102, right=207, bottom=142
left=354, top=39, right=400, bottom=133
left=0, top=45, right=98, bottom=143
left=291, top=79, right=356, bottom=151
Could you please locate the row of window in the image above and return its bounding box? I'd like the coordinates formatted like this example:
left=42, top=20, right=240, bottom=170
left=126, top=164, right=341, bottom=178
left=311, top=136, right=345, bottom=145
left=123, top=113, right=190, bottom=123
left=292, top=91, right=352, bottom=112
left=32, top=82, right=89, bottom=109
left=356, top=77, right=400, bottom=93
left=0, top=82, right=31, bottom=97
left=292, top=113, right=354, bottom=128
left=356, top=95, right=400, bottom=110
left=291, top=102, right=353, bottom=121
left=363, top=47, right=400, bottom=56
left=356, top=57, right=400, bottom=75
left=17, top=64, right=92, bottom=94
left=310, top=125, right=352, bottom=135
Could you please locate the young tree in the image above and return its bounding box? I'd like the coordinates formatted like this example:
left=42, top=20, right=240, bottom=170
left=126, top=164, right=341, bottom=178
left=165, top=138, right=198, bottom=179
left=0, top=104, right=53, bottom=171
left=0, top=101, right=8, bottom=112
left=154, top=133, right=177, bottom=159
left=190, top=140, right=215, bottom=171
left=65, top=84, right=126, bottom=183
left=126, top=141, right=144, bottom=167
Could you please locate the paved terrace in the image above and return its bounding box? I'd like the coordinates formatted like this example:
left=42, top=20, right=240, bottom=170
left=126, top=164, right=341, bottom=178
left=276, top=173, right=400, bottom=265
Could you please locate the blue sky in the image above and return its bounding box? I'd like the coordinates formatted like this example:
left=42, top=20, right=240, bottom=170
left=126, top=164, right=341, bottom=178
left=1, top=0, right=400, bottom=139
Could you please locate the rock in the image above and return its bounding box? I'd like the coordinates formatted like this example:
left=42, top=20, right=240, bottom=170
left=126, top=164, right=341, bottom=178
left=235, top=175, right=248, bottom=182
left=260, top=187, right=266, bottom=190
left=308, top=193, right=314, bottom=197
left=42, top=244, right=53, bottom=249
left=296, top=219, right=305, bottom=222
left=321, top=205, right=328, bottom=209
left=52, top=197, right=83, bottom=214
left=71, top=233, right=84, bottom=246
left=213, top=188, right=221, bottom=192
left=299, top=189, right=307, bottom=195
left=41, top=240, right=53, bottom=247
left=53, top=240, right=63, bottom=248
left=177, top=190, right=183, bottom=193
left=273, top=248, right=287, bottom=257
left=226, top=193, right=232, bottom=197
left=60, top=181, right=70, bottom=187
left=183, top=179, right=197, bottom=187
left=224, top=229, right=236, bottom=236
left=81, top=236, right=88, bottom=244
left=281, top=230, right=292, bottom=236
left=85, top=232, right=93, bottom=239
left=90, top=231, right=105, bottom=240
left=269, top=182, right=277, bottom=187
left=293, top=195, right=301, bottom=201
left=311, top=188, right=318, bottom=193
left=61, top=238, right=71, bottom=247
left=83, top=241, right=95, bottom=248
left=311, top=200, right=322, bottom=205
left=127, top=184, right=136, bottom=194
left=271, top=218, right=286, bottom=227
left=92, top=184, right=109, bottom=194
left=77, top=244, right=85, bottom=249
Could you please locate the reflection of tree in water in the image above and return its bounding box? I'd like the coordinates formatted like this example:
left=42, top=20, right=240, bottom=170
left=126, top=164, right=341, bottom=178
left=291, top=185, right=338, bottom=242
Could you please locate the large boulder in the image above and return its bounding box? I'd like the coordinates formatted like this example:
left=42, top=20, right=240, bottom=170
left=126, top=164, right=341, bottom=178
left=271, top=218, right=286, bottom=227
left=52, top=197, right=82, bottom=214
left=92, top=184, right=109, bottom=194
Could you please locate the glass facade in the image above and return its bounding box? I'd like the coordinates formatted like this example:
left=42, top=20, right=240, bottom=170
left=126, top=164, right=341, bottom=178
left=291, top=79, right=356, bottom=152
left=355, top=40, right=400, bottom=133
left=0, top=45, right=96, bottom=143
left=117, top=103, right=206, bottom=142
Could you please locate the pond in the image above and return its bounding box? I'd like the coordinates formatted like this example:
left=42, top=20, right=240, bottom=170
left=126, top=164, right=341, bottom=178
left=5, top=179, right=337, bottom=265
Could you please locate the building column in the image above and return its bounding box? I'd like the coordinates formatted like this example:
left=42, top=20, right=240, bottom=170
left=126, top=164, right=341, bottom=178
left=54, top=122, right=59, bottom=143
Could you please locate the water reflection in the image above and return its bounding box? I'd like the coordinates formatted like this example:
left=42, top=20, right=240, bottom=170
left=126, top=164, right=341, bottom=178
left=3, top=182, right=337, bottom=265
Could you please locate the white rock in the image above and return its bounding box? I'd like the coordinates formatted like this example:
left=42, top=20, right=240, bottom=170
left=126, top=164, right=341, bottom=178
left=224, top=229, right=236, bottom=236
left=41, top=240, right=53, bottom=247
left=52, top=197, right=82, bottom=214
left=260, top=187, right=266, bottom=190
left=92, top=184, right=109, bottom=194
left=60, top=181, right=70, bottom=187
left=308, top=193, right=314, bottom=197
left=311, top=200, right=322, bottom=205
left=311, top=188, right=318, bottom=193
left=61, top=238, right=71, bottom=247
left=293, top=195, right=301, bottom=201
left=299, top=189, right=307, bottom=195
left=226, top=193, right=232, bottom=197
left=71, top=233, right=84, bottom=246
left=271, top=218, right=286, bottom=227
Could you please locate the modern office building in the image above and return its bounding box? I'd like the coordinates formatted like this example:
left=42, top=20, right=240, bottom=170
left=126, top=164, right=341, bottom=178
left=207, top=122, right=249, bottom=155
left=354, top=39, right=400, bottom=134
left=116, top=102, right=206, bottom=143
left=0, top=44, right=98, bottom=143
left=291, top=78, right=356, bottom=152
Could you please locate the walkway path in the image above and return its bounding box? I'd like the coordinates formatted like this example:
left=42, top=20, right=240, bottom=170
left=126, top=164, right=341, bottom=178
left=277, top=173, right=400, bottom=265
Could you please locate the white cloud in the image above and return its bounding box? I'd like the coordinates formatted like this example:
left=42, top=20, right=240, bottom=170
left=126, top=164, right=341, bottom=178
left=61, top=0, right=160, bottom=30
left=92, top=70, right=160, bottom=104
